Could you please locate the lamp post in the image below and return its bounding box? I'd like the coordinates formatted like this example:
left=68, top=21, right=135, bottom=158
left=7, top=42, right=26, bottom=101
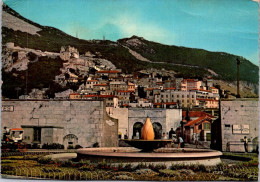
left=180, top=118, right=185, bottom=139
left=236, top=58, right=241, bottom=98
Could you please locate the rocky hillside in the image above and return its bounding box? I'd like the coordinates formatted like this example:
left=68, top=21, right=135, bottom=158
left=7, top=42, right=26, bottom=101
left=118, top=36, right=259, bottom=84
left=2, top=4, right=258, bottom=98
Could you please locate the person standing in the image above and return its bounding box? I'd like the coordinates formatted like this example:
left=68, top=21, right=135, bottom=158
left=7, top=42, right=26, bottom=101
left=124, top=130, right=128, bottom=139
left=162, top=132, right=167, bottom=139
left=3, top=127, right=10, bottom=143
left=177, top=136, right=184, bottom=149
left=136, top=131, right=140, bottom=139
left=194, top=134, right=199, bottom=148
left=169, top=128, right=175, bottom=139
left=244, top=136, right=248, bottom=153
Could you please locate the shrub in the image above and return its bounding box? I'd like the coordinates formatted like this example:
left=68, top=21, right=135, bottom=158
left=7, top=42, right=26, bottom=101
left=75, top=145, right=83, bottom=149
left=135, top=162, right=148, bottom=170
left=79, top=159, right=91, bottom=166
left=42, top=167, right=62, bottom=173
left=1, top=165, right=15, bottom=172
left=60, top=160, right=74, bottom=167
left=42, top=143, right=64, bottom=149
left=37, top=156, right=53, bottom=164
left=67, top=145, right=74, bottom=149
left=170, top=163, right=186, bottom=170
left=23, top=154, right=39, bottom=160
left=123, top=163, right=134, bottom=172
left=78, top=165, right=95, bottom=171
left=158, top=169, right=180, bottom=177
left=1, top=160, right=13, bottom=163
left=117, top=163, right=124, bottom=171
left=148, top=163, right=167, bottom=171
left=97, top=161, right=111, bottom=170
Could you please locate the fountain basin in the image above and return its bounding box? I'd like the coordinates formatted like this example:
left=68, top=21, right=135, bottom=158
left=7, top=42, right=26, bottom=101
left=77, top=147, right=222, bottom=167
left=123, top=139, right=172, bottom=151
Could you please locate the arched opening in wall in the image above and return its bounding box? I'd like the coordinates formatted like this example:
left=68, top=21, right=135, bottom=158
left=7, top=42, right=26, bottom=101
left=63, top=134, right=78, bottom=149
left=152, top=122, right=162, bottom=139
left=133, top=122, right=143, bottom=139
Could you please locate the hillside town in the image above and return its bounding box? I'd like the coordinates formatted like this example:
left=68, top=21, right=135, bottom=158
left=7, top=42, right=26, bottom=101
left=3, top=43, right=258, bottom=149
left=10, top=45, right=219, bottom=109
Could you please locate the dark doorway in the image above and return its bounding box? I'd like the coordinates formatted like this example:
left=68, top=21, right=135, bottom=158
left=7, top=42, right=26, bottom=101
left=152, top=122, right=162, bottom=139
left=33, top=127, right=41, bottom=143
left=133, top=122, right=143, bottom=139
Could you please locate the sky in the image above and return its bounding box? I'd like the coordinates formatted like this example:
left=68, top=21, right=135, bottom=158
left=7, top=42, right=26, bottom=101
left=3, top=0, right=259, bottom=65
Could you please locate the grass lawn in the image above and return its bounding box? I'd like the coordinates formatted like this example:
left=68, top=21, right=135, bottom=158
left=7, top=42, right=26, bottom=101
left=1, top=152, right=258, bottom=181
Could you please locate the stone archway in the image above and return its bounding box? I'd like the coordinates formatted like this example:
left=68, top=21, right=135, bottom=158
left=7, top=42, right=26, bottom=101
left=63, top=134, right=78, bottom=149
left=133, top=122, right=143, bottom=139
left=152, top=122, right=162, bottom=139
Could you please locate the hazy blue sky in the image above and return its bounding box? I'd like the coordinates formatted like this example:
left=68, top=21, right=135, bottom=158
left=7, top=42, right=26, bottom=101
left=4, top=0, right=259, bottom=65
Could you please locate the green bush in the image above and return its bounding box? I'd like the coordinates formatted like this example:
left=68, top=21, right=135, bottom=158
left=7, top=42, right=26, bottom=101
left=23, top=154, right=39, bottom=160
left=42, top=143, right=64, bottom=149
left=135, top=162, right=148, bottom=169
left=1, top=165, right=15, bottom=172
left=42, top=167, right=62, bottom=173
left=123, top=163, right=134, bottom=172
left=1, top=160, right=13, bottom=163
left=78, top=165, right=95, bottom=171
left=158, top=169, right=180, bottom=177
left=37, top=156, right=53, bottom=164
left=148, top=163, right=167, bottom=171
left=79, top=159, right=91, bottom=166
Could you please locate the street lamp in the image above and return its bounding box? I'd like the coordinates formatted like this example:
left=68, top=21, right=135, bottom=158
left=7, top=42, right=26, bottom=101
left=180, top=117, right=185, bottom=139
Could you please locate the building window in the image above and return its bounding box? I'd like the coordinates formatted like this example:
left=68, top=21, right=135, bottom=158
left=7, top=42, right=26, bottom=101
left=203, top=123, right=211, bottom=130
left=177, top=95, right=179, bottom=98
left=192, top=95, right=194, bottom=98
left=182, top=95, right=184, bottom=98
left=224, top=124, right=230, bottom=130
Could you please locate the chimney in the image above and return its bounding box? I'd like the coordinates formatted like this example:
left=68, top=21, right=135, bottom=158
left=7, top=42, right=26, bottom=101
left=236, top=58, right=241, bottom=98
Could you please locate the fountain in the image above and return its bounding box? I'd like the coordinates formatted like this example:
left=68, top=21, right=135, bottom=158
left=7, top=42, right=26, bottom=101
left=77, top=116, right=222, bottom=166
left=123, top=116, right=172, bottom=151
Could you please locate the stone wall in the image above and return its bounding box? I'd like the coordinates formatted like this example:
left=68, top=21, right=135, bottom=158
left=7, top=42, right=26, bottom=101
left=102, top=103, right=119, bottom=147
left=106, top=107, right=128, bottom=137
left=1, top=100, right=118, bottom=148
left=220, top=99, right=259, bottom=152
left=108, top=107, right=182, bottom=139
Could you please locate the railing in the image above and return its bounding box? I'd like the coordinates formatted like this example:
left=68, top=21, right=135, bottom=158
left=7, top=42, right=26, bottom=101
left=226, top=141, right=258, bottom=152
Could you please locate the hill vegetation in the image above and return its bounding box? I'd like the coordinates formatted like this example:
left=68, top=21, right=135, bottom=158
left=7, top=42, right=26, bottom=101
left=118, top=36, right=258, bottom=83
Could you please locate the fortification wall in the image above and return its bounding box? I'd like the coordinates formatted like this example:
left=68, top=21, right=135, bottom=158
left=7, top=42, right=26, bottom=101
left=221, top=99, right=259, bottom=152
left=1, top=100, right=118, bottom=148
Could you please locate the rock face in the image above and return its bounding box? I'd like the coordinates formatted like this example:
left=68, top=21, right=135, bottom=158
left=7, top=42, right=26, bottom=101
left=60, top=46, right=79, bottom=60
left=2, top=11, right=42, bottom=35
left=2, top=43, right=60, bottom=72
left=213, top=80, right=258, bottom=97
left=141, top=116, right=155, bottom=140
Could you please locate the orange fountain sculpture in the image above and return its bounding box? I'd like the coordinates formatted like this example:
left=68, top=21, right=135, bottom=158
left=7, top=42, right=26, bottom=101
left=124, top=116, right=172, bottom=151
left=141, top=116, right=155, bottom=140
